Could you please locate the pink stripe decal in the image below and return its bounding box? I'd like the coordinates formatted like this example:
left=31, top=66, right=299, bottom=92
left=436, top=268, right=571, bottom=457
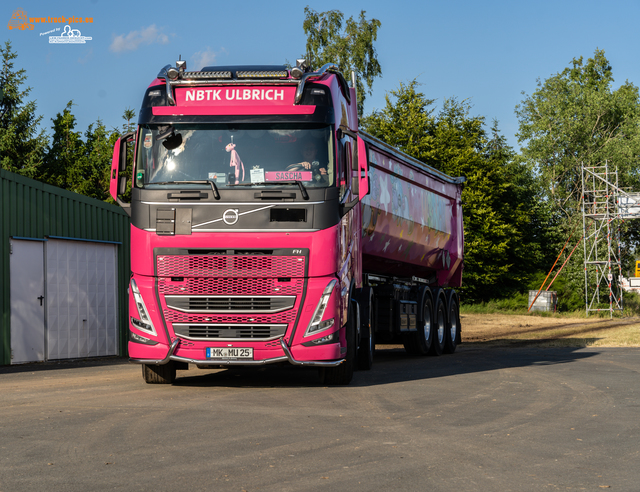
left=152, top=106, right=315, bottom=116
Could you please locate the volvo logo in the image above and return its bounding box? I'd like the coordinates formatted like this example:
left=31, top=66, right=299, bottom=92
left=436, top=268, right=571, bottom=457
left=222, top=209, right=239, bottom=225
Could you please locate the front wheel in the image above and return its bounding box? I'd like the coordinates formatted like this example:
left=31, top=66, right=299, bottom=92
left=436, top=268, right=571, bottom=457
left=321, top=305, right=356, bottom=385
left=142, top=362, right=176, bottom=384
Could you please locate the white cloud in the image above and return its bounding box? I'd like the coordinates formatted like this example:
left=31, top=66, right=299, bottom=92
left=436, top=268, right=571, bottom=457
left=191, top=47, right=226, bottom=70
left=109, top=25, right=170, bottom=53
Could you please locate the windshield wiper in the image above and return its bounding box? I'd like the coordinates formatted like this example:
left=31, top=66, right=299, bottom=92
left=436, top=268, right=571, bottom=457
left=229, top=181, right=309, bottom=200
left=151, top=180, right=220, bottom=200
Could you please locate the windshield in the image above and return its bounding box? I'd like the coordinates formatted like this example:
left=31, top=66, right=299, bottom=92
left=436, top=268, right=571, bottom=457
left=135, top=124, right=334, bottom=189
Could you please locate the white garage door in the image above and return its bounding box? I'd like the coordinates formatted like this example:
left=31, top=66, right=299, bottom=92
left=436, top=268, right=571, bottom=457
left=46, top=239, right=119, bottom=360
left=10, top=239, right=46, bottom=364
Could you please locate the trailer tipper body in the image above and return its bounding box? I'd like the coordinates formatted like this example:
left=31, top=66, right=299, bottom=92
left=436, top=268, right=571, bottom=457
left=110, top=59, right=464, bottom=385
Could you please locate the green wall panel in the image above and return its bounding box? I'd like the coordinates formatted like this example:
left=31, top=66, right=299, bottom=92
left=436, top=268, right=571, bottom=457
left=0, top=169, right=131, bottom=365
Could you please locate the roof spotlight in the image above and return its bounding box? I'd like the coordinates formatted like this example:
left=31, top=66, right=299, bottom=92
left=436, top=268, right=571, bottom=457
left=291, top=58, right=307, bottom=79
left=167, top=66, right=179, bottom=80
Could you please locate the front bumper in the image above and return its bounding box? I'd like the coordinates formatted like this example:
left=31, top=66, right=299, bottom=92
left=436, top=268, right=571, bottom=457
left=130, top=338, right=345, bottom=368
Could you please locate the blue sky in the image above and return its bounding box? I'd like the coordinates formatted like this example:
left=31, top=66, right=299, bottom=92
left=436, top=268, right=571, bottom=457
left=4, top=0, right=640, bottom=150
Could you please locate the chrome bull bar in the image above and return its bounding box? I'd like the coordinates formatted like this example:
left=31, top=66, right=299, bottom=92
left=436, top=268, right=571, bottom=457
left=130, top=338, right=345, bottom=368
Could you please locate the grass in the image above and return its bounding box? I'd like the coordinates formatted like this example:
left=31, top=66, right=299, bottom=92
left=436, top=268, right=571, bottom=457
left=461, top=312, right=640, bottom=348
left=454, top=291, right=640, bottom=347
left=460, top=301, right=590, bottom=318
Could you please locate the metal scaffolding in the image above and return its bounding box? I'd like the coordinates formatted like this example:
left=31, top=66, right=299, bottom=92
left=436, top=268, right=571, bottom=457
left=581, top=162, right=640, bottom=317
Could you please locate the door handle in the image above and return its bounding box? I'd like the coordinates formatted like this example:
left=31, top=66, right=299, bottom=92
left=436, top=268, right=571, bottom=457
left=37, top=295, right=44, bottom=306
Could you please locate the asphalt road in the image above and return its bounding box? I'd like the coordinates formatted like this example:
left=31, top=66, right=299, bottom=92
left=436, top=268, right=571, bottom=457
left=1, top=345, right=638, bottom=491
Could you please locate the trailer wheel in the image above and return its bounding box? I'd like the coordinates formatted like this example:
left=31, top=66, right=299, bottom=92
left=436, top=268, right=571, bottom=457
left=444, top=293, right=460, bottom=354
left=429, top=294, right=446, bottom=356
left=321, top=304, right=356, bottom=385
left=142, top=362, right=176, bottom=384
left=403, top=287, right=433, bottom=356
left=357, top=287, right=375, bottom=370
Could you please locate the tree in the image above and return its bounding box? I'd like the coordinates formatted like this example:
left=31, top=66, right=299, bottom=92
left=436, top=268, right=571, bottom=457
left=361, top=80, right=436, bottom=161
left=516, top=49, right=640, bottom=216
left=303, top=7, right=381, bottom=117
left=0, top=42, right=130, bottom=202
left=516, top=49, right=640, bottom=309
left=68, top=120, right=113, bottom=200
left=0, top=41, right=47, bottom=178
left=363, top=81, right=549, bottom=301
left=41, top=101, right=86, bottom=189
left=121, top=107, right=136, bottom=134
left=41, top=101, right=130, bottom=201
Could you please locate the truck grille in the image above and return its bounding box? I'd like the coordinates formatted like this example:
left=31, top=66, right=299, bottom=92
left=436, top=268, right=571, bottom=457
left=173, top=324, right=287, bottom=341
left=156, top=254, right=305, bottom=342
left=164, top=310, right=297, bottom=325
left=165, top=295, right=295, bottom=313
left=157, top=255, right=305, bottom=278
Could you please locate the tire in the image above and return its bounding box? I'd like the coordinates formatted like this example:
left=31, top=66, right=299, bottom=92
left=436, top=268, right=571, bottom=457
left=322, top=304, right=356, bottom=385
left=429, top=294, right=447, bottom=356
left=402, top=287, right=433, bottom=356
left=444, top=293, right=460, bottom=354
left=357, top=287, right=375, bottom=370
left=142, top=362, right=176, bottom=384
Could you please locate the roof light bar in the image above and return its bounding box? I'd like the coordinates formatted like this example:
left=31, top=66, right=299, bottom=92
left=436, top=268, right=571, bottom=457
left=236, top=70, right=288, bottom=79
left=183, top=71, right=233, bottom=80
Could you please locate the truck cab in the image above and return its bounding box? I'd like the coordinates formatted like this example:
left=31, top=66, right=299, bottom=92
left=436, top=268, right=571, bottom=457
left=111, top=59, right=370, bottom=384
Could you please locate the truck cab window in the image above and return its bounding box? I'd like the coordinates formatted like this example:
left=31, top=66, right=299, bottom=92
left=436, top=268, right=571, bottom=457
left=135, top=125, right=335, bottom=189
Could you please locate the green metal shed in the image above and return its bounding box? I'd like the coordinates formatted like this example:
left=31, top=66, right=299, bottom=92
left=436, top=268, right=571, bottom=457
left=1, top=169, right=130, bottom=365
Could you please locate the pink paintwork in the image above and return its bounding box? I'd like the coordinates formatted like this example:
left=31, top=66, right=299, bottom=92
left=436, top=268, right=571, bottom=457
left=129, top=224, right=340, bottom=278
left=128, top=223, right=344, bottom=363
left=152, top=106, right=316, bottom=116
left=177, top=86, right=296, bottom=106
left=360, top=142, right=463, bottom=286
left=153, top=86, right=316, bottom=116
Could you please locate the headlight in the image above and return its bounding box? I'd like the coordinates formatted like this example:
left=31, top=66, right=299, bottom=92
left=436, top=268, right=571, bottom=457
left=304, top=279, right=337, bottom=337
left=130, top=278, right=157, bottom=336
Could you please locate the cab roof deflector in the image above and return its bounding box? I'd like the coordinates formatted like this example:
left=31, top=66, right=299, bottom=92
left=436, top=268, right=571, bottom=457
left=157, top=62, right=350, bottom=106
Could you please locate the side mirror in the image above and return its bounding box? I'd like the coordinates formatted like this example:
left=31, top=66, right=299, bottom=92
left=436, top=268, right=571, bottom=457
left=110, top=132, right=134, bottom=214
left=351, top=141, right=359, bottom=196
left=109, top=140, right=121, bottom=202
left=118, top=175, right=127, bottom=196
left=357, top=137, right=369, bottom=198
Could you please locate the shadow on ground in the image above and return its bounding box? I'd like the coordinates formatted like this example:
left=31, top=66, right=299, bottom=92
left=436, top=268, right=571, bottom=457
left=0, top=343, right=617, bottom=389
left=170, top=344, right=604, bottom=389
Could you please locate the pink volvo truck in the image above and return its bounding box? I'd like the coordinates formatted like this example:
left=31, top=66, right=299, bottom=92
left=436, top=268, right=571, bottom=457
left=110, top=59, right=464, bottom=385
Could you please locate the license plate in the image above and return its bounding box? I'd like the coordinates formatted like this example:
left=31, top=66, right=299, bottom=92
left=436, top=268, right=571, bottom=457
left=206, top=347, right=253, bottom=360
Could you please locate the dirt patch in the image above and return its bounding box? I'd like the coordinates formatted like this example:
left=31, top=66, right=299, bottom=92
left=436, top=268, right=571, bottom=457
left=461, top=313, right=640, bottom=347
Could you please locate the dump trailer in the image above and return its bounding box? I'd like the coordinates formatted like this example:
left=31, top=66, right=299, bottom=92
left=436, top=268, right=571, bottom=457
left=110, top=58, right=464, bottom=385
